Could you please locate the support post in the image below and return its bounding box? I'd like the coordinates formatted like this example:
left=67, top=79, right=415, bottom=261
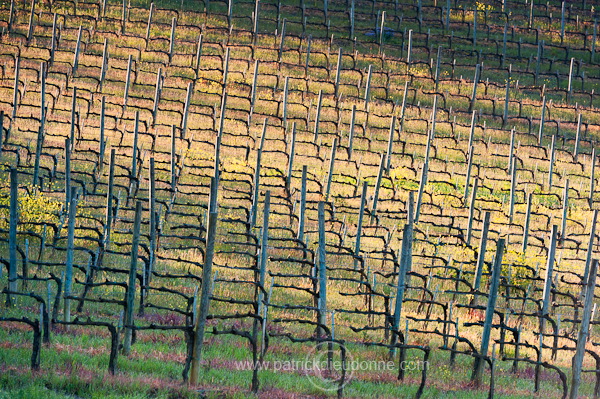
left=317, top=202, right=328, bottom=339
left=298, top=165, right=307, bottom=242
left=472, top=238, right=505, bottom=385
left=390, top=222, right=413, bottom=357
left=123, top=200, right=143, bottom=355
left=190, top=178, right=219, bottom=384
left=7, top=169, right=19, bottom=305
left=64, top=187, right=78, bottom=323
left=570, top=259, right=598, bottom=399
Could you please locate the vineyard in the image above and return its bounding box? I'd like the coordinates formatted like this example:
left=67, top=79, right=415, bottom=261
left=1, top=0, right=600, bottom=397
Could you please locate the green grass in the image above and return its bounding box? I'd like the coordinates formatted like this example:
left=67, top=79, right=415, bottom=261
left=2, top=0, right=600, bottom=398
left=0, top=320, right=587, bottom=398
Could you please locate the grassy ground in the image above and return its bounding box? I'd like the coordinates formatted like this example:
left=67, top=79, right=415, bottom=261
left=2, top=0, right=600, bottom=397
left=0, top=320, right=589, bottom=399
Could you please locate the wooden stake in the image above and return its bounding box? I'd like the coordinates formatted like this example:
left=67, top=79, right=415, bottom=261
left=538, top=95, right=547, bottom=145
left=313, top=90, right=323, bottom=142
left=324, top=138, right=338, bottom=201
left=468, top=64, right=481, bottom=113
left=145, top=3, right=154, bottom=44
left=222, top=47, right=230, bottom=89
left=541, top=225, right=558, bottom=334
left=473, top=211, right=491, bottom=294
left=123, top=55, right=133, bottom=112
left=466, top=178, right=479, bottom=246
left=26, top=0, right=36, bottom=45
left=99, top=96, right=106, bottom=168
left=354, top=181, right=367, bottom=270
left=194, top=34, right=203, bottom=77
left=169, top=17, right=176, bottom=64
left=171, top=125, right=177, bottom=192
left=501, top=24, right=508, bottom=67
left=371, top=153, right=385, bottom=222
left=64, top=187, right=78, bottom=323
left=298, top=165, right=307, bottom=242
left=535, top=41, right=544, bottom=86
left=286, top=122, right=296, bottom=190
left=181, top=82, right=192, bottom=140
left=215, top=94, right=227, bottom=184
left=123, top=200, right=143, bottom=355
left=574, top=114, right=582, bottom=162
left=364, top=65, right=372, bottom=110
left=567, top=57, right=574, bottom=102
left=348, top=105, right=356, bottom=159
left=105, top=149, right=116, bottom=249
left=255, top=190, right=270, bottom=359
left=590, top=148, right=596, bottom=208
left=561, top=180, right=569, bottom=244
left=227, top=0, right=233, bottom=28
left=250, top=119, right=267, bottom=227
left=570, top=259, right=598, bottom=399
left=147, top=157, right=157, bottom=297
left=282, top=76, right=289, bottom=128
left=390, top=222, right=413, bottom=357
left=8, top=0, right=15, bottom=32
left=252, top=0, right=260, bottom=46
left=472, top=238, right=505, bottom=385
left=121, top=0, right=127, bottom=34
left=472, top=6, right=478, bottom=50
left=250, top=61, right=259, bottom=118
left=130, top=112, right=140, bottom=197
left=349, top=0, right=355, bottom=39
left=6, top=168, right=18, bottom=304
left=65, top=138, right=72, bottom=215
left=11, top=56, right=20, bottom=126
left=502, top=66, right=511, bottom=127
left=49, top=13, right=58, bottom=67
left=560, top=1, right=566, bottom=43
left=519, top=190, right=531, bottom=253
left=385, top=116, right=396, bottom=173
left=278, top=18, right=286, bottom=64
left=33, top=62, right=46, bottom=187
left=406, top=29, right=413, bottom=71
left=548, top=133, right=556, bottom=189
left=99, top=39, right=109, bottom=91
left=152, top=68, right=162, bottom=125
left=317, top=201, right=328, bottom=338
left=434, top=45, right=442, bottom=91
left=583, top=210, right=598, bottom=286
left=72, top=26, right=82, bottom=76
left=592, top=19, right=597, bottom=63
left=334, top=48, right=342, bottom=97
left=464, top=145, right=475, bottom=205
left=509, top=160, right=517, bottom=223
left=399, top=81, right=409, bottom=132
left=190, top=178, right=219, bottom=384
